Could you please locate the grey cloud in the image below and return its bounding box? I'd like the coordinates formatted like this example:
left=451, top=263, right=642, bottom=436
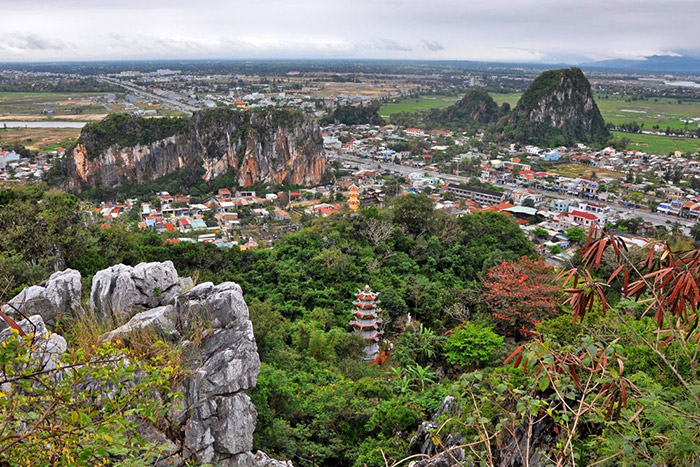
left=420, top=40, right=444, bottom=52
left=371, top=39, right=413, bottom=52
left=1, top=0, right=699, bottom=62
left=2, top=33, right=70, bottom=51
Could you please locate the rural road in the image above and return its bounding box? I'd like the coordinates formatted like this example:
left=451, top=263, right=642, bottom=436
left=98, top=76, right=197, bottom=114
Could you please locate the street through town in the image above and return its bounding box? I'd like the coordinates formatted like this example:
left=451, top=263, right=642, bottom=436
left=330, top=153, right=699, bottom=232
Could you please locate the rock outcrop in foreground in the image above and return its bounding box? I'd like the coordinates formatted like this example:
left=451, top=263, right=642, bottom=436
left=0, top=262, right=287, bottom=467
left=1, top=269, right=82, bottom=328
left=51, top=108, right=325, bottom=191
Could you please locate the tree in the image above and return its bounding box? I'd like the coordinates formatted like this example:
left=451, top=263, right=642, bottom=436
left=565, top=227, right=586, bottom=243
left=390, top=193, right=435, bottom=237
left=445, top=322, right=503, bottom=368
left=384, top=178, right=402, bottom=197
left=203, top=210, right=218, bottom=227
left=532, top=227, right=548, bottom=238
left=482, top=256, right=559, bottom=338
left=522, top=198, right=535, bottom=208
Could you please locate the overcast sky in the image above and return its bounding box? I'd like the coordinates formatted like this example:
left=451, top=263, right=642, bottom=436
left=1, top=0, right=698, bottom=63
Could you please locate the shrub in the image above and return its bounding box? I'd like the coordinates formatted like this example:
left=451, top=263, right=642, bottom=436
left=444, top=322, right=503, bottom=368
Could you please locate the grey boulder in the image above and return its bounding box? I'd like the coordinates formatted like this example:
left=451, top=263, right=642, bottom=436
left=1, top=269, right=81, bottom=328
left=90, top=261, right=180, bottom=319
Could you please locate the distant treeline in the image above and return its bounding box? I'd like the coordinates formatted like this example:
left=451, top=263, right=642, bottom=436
left=0, top=77, right=120, bottom=93
left=321, top=102, right=385, bottom=126
left=0, top=59, right=564, bottom=77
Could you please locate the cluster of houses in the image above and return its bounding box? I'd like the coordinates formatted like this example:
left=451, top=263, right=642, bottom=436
left=92, top=183, right=347, bottom=250
left=0, top=149, right=54, bottom=184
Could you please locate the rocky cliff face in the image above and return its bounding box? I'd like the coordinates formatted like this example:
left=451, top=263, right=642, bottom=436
left=0, top=262, right=288, bottom=467
left=55, top=109, right=325, bottom=191
left=500, top=67, right=608, bottom=146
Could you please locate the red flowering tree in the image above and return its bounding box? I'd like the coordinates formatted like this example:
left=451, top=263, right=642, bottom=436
left=482, top=256, right=559, bottom=338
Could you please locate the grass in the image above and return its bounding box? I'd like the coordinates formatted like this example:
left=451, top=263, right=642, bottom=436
left=596, top=95, right=700, bottom=131
left=0, top=127, right=81, bottom=151
left=379, top=95, right=459, bottom=117
left=489, top=92, right=522, bottom=108
left=610, top=131, right=700, bottom=155
left=550, top=162, right=624, bottom=180
left=0, top=91, right=111, bottom=117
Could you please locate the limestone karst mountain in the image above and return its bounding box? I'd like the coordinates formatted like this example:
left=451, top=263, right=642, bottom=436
left=499, top=67, right=609, bottom=146
left=48, top=108, right=326, bottom=191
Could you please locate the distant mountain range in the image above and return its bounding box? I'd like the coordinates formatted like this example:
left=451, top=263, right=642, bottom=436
left=580, top=55, right=700, bottom=74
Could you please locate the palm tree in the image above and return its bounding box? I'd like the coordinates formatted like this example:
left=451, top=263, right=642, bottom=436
left=406, top=363, right=436, bottom=392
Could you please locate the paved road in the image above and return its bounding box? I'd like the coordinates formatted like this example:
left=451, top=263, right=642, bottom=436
left=330, top=153, right=699, bottom=231
left=99, top=76, right=197, bottom=114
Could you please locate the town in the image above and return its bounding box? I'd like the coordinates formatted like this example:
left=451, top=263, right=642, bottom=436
left=3, top=109, right=700, bottom=261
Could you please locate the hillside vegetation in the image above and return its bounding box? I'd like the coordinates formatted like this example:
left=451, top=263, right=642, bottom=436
left=4, top=186, right=700, bottom=465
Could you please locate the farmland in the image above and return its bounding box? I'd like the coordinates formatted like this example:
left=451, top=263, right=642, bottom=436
left=597, top=95, right=700, bottom=131
left=549, top=162, right=624, bottom=180
left=0, top=127, right=80, bottom=152
left=379, top=95, right=459, bottom=117
left=0, top=91, right=111, bottom=119
left=610, top=131, right=700, bottom=155
left=489, top=92, right=522, bottom=108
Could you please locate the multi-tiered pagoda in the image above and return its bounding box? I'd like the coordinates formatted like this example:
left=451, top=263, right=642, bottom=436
left=350, top=285, right=383, bottom=361
left=348, top=184, right=360, bottom=211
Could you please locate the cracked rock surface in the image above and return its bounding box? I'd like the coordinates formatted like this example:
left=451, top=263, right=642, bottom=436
left=1, top=269, right=81, bottom=329
left=90, top=261, right=180, bottom=319
left=93, top=268, right=265, bottom=466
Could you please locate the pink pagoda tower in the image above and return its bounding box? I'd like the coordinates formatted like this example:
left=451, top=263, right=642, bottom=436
left=350, top=285, right=383, bottom=361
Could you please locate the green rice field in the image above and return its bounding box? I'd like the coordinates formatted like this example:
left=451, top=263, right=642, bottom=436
left=379, top=95, right=459, bottom=117
left=610, top=131, right=700, bottom=155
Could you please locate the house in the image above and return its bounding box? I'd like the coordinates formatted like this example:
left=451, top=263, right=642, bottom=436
left=543, top=150, right=561, bottom=161
left=218, top=201, right=237, bottom=213
left=446, top=184, right=507, bottom=206
left=503, top=205, right=539, bottom=221
left=141, top=203, right=152, bottom=219
left=273, top=207, right=291, bottom=221
left=240, top=238, right=259, bottom=251
left=550, top=199, right=572, bottom=213
left=405, top=128, right=425, bottom=137
left=313, top=203, right=343, bottom=217
left=189, top=219, right=208, bottom=231
left=217, top=188, right=232, bottom=200
left=561, top=210, right=599, bottom=228
left=178, top=218, right=191, bottom=231
left=663, top=186, right=685, bottom=200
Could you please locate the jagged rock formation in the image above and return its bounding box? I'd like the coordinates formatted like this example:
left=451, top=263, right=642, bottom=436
left=500, top=67, right=609, bottom=146
left=0, top=262, right=292, bottom=467
left=90, top=261, right=181, bottom=320
left=408, top=396, right=465, bottom=467
left=431, top=87, right=501, bottom=126
left=1, top=269, right=82, bottom=329
left=497, top=415, right=558, bottom=467
left=93, top=271, right=261, bottom=465
left=0, top=315, right=67, bottom=377
left=50, top=108, right=325, bottom=191
left=253, top=451, right=294, bottom=467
